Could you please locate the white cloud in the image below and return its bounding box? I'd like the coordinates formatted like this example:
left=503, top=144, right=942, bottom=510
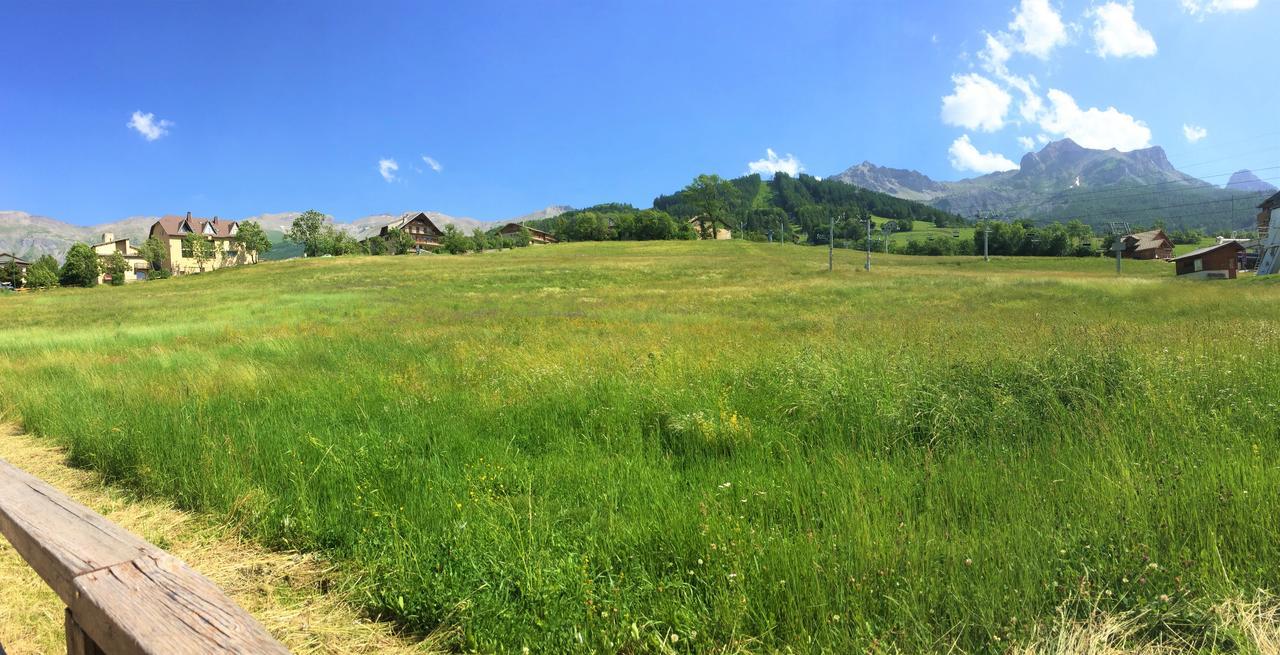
left=979, top=33, right=1044, bottom=123
left=1182, top=0, right=1257, bottom=15
left=746, top=148, right=803, bottom=177
left=1090, top=3, right=1157, bottom=58
left=1038, top=89, right=1152, bottom=150
left=1008, top=0, right=1070, bottom=59
left=1018, top=136, right=1036, bottom=150
left=1183, top=123, right=1208, bottom=143
left=421, top=155, right=443, bottom=173
left=941, top=73, right=1012, bottom=132
left=949, top=135, right=1020, bottom=173
left=378, top=158, right=399, bottom=182
left=127, top=111, right=173, bottom=141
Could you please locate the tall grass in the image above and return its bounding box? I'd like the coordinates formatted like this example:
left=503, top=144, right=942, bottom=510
left=1, top=241, right=1277, bottom=653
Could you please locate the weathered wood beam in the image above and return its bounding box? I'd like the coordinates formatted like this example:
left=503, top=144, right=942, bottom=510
left=0, top=457, right=289, bottom=654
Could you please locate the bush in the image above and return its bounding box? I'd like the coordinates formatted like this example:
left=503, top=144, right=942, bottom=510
left=440, top=225, right=472, bottom=254
left=105, top=251, right=128, bottom=286
left=25, top=256, right=59, bottom=289
left=60, top=243, right=101, bottom=287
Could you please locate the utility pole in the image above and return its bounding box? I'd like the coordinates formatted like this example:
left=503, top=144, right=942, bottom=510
left=864, top=214, right=872, bottom=271
left=978, top=211, right=990, bottom=262
left=828, top=213, right=835, bottom=272
left=1108, top=221, right=1130, bottom=275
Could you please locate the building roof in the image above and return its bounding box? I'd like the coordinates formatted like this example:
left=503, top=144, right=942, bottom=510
left=499, top=222, right=553, bottom=237
left=1260, top=190, right=1280, bottom=211
left=1171, top=241, right=1245, bottom=261
left=0, top=252, right=31, bottom=266
left=1121, top=229, right=1172, bottom=251
left=379, top=211, right=444, bottom=236
left=92, top=236, right=134, bottom=248
left=152, top=213, right=238, bottom=238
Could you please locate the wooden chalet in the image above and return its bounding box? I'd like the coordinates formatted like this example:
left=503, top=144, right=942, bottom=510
left=1116, top=229, right=1174, bottom=260
left=365, top=211, right=445, bottom=252
left=1171, top=241, right=1245, bottom=279
left=1, top=252, right=30, bottom=273
left=497, top=222, right=557, bottom=244
left=1259, top=190, right=1279, bottom=235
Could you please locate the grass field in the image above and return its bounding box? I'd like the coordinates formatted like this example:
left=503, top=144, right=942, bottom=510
left=885, top=219, right=976, bottom=245
left=1, top=241, right=1278, bottom=653
left=1172, top=236, right=1220, bottom=257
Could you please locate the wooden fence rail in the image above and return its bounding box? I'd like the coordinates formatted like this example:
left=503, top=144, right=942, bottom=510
left=0, top=456, right=289, bottom=654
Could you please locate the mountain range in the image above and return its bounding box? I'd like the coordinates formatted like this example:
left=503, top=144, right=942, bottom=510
left=831, top=139, right=1274, bottom=232
left=0, top=206, right=571, bottom=261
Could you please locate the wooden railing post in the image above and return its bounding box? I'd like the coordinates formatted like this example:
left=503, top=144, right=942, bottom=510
left=65, top=609, right=106, bottom=655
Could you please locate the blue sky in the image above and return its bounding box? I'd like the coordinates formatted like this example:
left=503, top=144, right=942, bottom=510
left=1, top=0, right=1276, bottom=225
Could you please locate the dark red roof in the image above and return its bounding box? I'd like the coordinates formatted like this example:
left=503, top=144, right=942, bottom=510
left=152, top=214, right=237, bottom=237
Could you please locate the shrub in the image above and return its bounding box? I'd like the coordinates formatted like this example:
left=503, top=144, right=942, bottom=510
left=105, top=251, right=128, bottom=286
left=59, top=243, right=101, bottom=287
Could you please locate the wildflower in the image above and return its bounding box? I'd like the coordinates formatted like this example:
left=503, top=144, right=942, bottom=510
left=670, top=633, right=679, bottom=643
left=1159, top=594, right=1170, bottom=603
left=964, top=558, right=973, bottom=566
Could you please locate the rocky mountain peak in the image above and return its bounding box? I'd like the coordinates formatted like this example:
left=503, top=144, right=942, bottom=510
left=1225, top=169, right=1278, bottom=194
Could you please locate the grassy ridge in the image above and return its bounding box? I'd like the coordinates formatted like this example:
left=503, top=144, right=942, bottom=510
left=1, top=242, right=1278, bottom=653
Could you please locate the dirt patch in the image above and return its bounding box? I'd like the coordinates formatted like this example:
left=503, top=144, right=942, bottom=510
left=0, top=424, right=445, bottom=655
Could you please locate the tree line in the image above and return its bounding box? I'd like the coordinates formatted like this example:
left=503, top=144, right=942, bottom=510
left=284, top=210, right=539, bottom=258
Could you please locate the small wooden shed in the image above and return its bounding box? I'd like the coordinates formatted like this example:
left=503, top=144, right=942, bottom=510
left=1171, top=241, right=1245, bottom=279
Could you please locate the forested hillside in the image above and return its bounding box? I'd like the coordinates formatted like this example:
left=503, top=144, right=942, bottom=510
left=529, top=173, right=965, bottom=244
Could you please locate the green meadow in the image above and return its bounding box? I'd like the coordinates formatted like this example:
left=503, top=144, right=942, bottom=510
left=1, top=241, right=1278, bottom=653
left=885, top=219, right=977, bottom=245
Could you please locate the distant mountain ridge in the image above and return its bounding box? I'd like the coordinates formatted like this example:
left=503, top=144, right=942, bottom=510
left=831, top=139, right=1268, bottom=232
left=0, top=205, right=571, bottom=261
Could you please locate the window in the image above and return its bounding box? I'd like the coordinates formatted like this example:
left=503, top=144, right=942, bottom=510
left=181, top=240, right=193, bottom=258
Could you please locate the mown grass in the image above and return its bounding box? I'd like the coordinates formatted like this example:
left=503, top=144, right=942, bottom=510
left=886, top=219, right=976, bottom=244
left=1, top=241, right=1277, bottom=653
